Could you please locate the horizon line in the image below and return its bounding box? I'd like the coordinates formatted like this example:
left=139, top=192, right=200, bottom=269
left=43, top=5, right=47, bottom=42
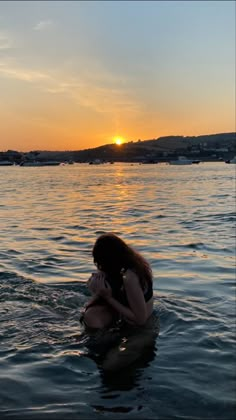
left=1, top=130, right=235, bottom=154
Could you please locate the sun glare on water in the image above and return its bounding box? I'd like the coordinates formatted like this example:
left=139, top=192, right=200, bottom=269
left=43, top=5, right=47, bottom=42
left=114, top=137, right=124, bottom=146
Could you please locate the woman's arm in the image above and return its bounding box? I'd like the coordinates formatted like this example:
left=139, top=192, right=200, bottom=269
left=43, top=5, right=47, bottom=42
left=122, top=269, right=148, bottom=324
left=103, top=295, right=138, bottom=324
left=99, top=270, right=148, bottom=325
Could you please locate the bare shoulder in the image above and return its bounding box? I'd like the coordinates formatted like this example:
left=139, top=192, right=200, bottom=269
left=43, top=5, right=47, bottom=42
left=123, top=269, right=140, bottom=287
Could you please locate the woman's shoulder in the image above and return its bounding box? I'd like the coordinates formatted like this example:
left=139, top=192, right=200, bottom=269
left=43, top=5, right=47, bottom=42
left=122, top=267, right=152, bottom=291
left=122, top=268, right=139, bottom=284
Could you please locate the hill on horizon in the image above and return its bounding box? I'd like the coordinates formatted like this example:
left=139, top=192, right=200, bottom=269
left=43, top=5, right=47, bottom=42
left=26, top=131, right=236, bottom=154
left=1, top=132, right=235, bottom=163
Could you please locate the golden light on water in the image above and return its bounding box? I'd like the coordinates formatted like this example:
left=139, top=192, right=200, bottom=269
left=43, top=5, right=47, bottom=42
left=114, top=137, right=124, bottom=146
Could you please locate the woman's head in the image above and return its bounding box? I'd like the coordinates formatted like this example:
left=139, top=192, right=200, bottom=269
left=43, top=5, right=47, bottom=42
left=92, top=233, right=152, bottom=285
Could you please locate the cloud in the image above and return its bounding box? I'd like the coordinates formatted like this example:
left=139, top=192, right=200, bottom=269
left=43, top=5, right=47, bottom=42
left=0, top=63, right=50, bottom=82
left=33, top=20, right=53, bottom=31
left=69, top=82, right=141, bottom=115
left=43, top=74, right=141, bottom=116
left=0, top=61, right=141, bottom=116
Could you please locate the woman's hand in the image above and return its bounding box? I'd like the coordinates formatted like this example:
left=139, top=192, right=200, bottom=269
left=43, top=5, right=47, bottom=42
left=87, top=271, right=111, bottom=295
left=97, top=286, right=112, bottom=300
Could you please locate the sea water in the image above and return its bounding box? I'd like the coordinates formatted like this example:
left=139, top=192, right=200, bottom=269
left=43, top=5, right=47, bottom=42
left=0, top=162, right=235, bottom=419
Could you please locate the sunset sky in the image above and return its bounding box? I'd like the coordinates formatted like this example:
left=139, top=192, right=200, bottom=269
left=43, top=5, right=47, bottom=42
left=0, top=1, right=235, bottom=152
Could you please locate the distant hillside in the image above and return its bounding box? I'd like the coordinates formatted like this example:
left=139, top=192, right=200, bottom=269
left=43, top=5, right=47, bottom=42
left=54, top=132, right=235, bottom=162
left=141, top=132, right=236, bottom=150
left=37, top=132, right=236, bottom=161
left=1, top=132, right=235, bottom=163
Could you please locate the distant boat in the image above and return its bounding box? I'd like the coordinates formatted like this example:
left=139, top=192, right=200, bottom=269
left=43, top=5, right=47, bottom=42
left=225, top=156, right=236, bottom=164
left=89, top=159, right=102, bottom=165
left=0, top=161, right=14, bottom=166
left=60, top=160, right=75, bottom=166
left=169, top=156, right=193, bottom=165
left=20, top=161, right=41, bottom=167
left=142, top=159, right=157, bottom=164
left=20, top=161, right=61, bottom=167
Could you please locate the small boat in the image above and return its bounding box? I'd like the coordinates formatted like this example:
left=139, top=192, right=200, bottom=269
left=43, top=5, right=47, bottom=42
left=20, top=161, right=42, bottom=167
left=89, top=159, right=102, bottom=165
left=0, top=161, right=14, bottom=166
left=169, top=156, right=193, bottom=165
left=225, top=156, right=236, bottom=164
left=20, top=161, right=61, bottom=167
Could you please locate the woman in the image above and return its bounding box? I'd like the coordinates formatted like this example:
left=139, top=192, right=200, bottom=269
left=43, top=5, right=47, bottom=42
left=82, top=233, right=153, bottom=330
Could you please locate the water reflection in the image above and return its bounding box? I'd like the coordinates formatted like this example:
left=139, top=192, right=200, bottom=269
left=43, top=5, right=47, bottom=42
left=1, top=163, right=235, bottom=419
left=100, top=341, right=157, bottom=391
left=88, top=327, right=158, bottom=416
left=84, top=313, right=159, bottom=392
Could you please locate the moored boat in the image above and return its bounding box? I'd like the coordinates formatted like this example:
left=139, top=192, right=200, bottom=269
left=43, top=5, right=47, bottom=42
left=89, top=159, right=103, bottom=165
left=169, top=156, right=193, bottom=165
left=20, top=161, right=61, bottom=166
left=0, top=161, right=14, bottom=166
left=225, top=156, right=236, bottom=164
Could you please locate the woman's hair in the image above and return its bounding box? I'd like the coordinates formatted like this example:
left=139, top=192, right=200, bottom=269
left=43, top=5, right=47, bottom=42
left=92, top=233, right=152, bottom=288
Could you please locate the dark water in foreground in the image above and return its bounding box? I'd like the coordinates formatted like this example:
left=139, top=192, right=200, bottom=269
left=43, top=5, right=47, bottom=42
left=0, top=163, right=235, bottom=419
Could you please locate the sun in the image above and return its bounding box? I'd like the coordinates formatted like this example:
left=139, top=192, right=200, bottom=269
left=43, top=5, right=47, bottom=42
left=114, top=137, right=124, bottom=146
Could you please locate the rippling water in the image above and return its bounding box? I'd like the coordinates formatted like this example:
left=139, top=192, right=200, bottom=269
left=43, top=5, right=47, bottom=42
left=0, top=162, right=235, bottom=419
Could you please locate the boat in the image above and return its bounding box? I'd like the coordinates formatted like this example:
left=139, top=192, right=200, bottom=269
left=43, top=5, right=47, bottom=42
left=20, top=161, right=61, bottom=166
left=60, top=160, right=75, bottom=166
left=225, top=156, right=236, bottom=164
left=0, top=161, right=14, bottom=166
left=89, top=159, right=103, bottom=165
left=169, top=156, right=193, bottom=165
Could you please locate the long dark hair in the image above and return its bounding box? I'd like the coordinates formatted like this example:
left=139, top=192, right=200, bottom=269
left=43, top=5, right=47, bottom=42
left=92, top=233, right=152, bottom=289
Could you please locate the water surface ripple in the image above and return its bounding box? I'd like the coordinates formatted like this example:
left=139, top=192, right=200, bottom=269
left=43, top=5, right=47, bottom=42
left=0, top=163, right=235, bottom=419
